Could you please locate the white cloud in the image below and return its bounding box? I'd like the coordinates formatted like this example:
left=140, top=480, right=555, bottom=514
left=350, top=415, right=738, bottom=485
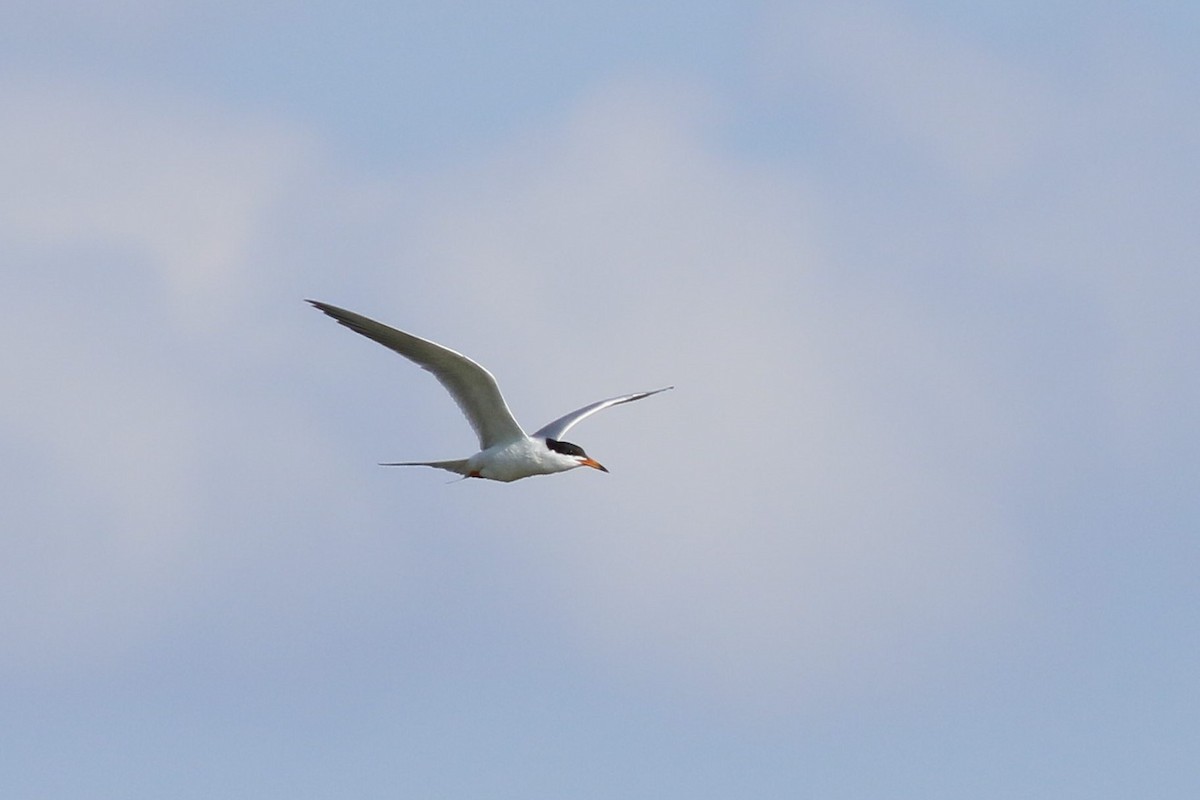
left=758, top=3, right=1051, bottom=183
left=0, top=76, right=339, bottom=668
left=0, top=75, right=314, bottom=329
left=757, top=3, right=1200, bottom=477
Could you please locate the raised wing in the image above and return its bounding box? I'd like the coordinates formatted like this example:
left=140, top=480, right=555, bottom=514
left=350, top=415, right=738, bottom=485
left=532, top=387, right=673, bottom=441
left=308, top=300, right=526, bottom=449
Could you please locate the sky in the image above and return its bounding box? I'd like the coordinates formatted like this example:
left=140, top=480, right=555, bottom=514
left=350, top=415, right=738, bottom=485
left=2, top=2, right=1197, bottom=797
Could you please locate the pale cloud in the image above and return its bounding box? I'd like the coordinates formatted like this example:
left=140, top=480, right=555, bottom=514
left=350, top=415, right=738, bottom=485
left=757, top=3, right=1199, bottom=470
left=758, top=2, right=1051, bottom=183
left=0, top=75, right=314, bottom=329
left=0, top=76, right=337, bottom=668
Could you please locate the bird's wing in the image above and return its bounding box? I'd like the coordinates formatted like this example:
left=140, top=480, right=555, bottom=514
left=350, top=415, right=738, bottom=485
left=532, top=387, right=673, bottom=441
left=308, top=300, right=526, bottom=449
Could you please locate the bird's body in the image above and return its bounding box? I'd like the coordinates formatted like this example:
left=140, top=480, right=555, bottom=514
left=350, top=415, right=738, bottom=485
left=308, top=300, right=670, bottom=482
left=421, top=438, right=570, bottom=483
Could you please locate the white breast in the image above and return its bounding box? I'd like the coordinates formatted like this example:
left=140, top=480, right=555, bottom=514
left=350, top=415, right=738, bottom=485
left=469, top=438, right=581, bottom=482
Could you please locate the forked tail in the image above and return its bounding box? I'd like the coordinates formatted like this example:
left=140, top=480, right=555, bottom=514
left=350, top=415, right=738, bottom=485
left=379, top=459, right=471, bottom=476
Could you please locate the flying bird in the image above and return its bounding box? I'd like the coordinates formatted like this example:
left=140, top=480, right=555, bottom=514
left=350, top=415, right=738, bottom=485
left=308, top=300, right=671, bottom=482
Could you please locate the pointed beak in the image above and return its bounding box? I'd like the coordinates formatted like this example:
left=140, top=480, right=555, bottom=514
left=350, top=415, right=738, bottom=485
left=580, top=457, right=609, bottom=473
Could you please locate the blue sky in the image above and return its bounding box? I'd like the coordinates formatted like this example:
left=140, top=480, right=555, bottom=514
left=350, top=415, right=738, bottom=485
left=2, top=2, right=1197, bottom=797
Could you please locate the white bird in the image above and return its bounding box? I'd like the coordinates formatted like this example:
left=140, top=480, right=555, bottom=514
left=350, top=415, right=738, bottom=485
left=308, top=300, right=672, bottom=482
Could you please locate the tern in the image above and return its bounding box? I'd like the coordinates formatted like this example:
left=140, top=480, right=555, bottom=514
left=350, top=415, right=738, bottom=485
left=308, top=300, right=671, bottom=482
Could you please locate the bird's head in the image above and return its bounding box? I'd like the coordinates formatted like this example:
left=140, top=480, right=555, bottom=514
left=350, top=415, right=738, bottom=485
left=544, top=437, right=608, bottom=473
